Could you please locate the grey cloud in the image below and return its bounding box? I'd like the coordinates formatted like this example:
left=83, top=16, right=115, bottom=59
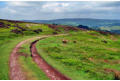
left=0, top=1, right=120, bottom=20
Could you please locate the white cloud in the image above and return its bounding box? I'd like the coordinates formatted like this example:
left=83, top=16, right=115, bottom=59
left=1, top=7, right=16, bottom=14
left=6, top=1, right=31, bottom=6
left=0, top=1, right=120, bottom=20
left=42, top=3, right=59, bottom=8
left=42, top=2, right=70, bottom=13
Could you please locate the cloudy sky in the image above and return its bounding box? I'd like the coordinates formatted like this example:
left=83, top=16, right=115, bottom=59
left=0, top=1, right=120, bottom=20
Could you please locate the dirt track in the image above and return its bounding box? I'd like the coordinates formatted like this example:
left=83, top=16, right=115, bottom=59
left=9, top=36, right=47, bottom=80
left=30, top=39, right=71, bottom=80
left=9, top=39, right=28, bottom=80
left=9, top=34, right=70, bottom=80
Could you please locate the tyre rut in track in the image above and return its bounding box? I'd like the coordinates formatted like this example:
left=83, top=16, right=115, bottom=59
left=30, top=37, right=71, bottom=80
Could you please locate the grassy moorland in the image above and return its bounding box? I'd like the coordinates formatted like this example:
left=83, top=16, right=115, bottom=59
left=0, top=19, right=56, bottom=79
left=1, top=19, right=120, bottom=80
left=0, top=19, right=76, bottom=80
left=0, top=35, right=39, bottom=79
left=36, top=30, right=120, bottom=80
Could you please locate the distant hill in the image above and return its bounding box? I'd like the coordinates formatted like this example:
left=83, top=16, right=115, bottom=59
left=23, top=18, right=120, bottom=28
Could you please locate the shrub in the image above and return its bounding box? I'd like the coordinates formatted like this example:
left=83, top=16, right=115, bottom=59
left=0, top=22, right=5, bottom=28
left=33, top=29, right=42, bottom=33
left=11, top=29, right=23, bottom=34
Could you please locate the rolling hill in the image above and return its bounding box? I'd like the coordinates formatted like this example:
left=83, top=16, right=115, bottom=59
left=1, top=19, right=120, bottom=80
left=23, top=18, right=120, bottom=28
left=24, top=18, right=120, bottom=34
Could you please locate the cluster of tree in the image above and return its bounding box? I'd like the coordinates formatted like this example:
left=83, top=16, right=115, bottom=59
left=77, top=25, right=92, bottom=30
left=77, top=24, right=118, bottom=35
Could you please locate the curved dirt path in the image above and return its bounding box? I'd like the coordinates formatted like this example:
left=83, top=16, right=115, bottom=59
left=9, top=34, right=69, bottom=80
left=9, top=36, right=48, bottom=80
left=9, top=39, right=29, bottom=80
left=30, top=37, right=71, bottom=80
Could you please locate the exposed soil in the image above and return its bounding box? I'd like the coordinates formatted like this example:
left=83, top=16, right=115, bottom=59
left=9, top=37, right=42, bottom=80
left=104, top=68, right=120, bottom=80
left=9, top=34, right=68, bottom=80
left=30, top=38, right=71, bottom=80
left=17, top=52, right=29, bottom=58
left=9, top=40, right=28, bottom=80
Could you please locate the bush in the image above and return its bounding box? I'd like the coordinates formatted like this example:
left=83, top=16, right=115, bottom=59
left=33, top=29, right=42, bottom=33
left=11, top=29, right=23, bottom=34
left=0, top=22, right=5, bottom=28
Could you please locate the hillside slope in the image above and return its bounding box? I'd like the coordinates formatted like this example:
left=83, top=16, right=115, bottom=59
left=0, top=19, right=55, bottom=80
left=1, top=19, right=120, bottom=80
left=0, top=19, right=79, bottom=80
left=36, top=30, right=120, bottom=80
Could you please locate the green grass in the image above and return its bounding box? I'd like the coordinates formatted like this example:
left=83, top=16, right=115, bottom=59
left=0, top=35, right=38, bottom=80
left=0, top=19, right=56, bottom=80
left=0, top=19, right=55, bottom=36
left=19, top=56, right=49, bottom=80
left=0, top=33, right=52, bottom=80
left=1, top=19, right=120, bottom=80
left=18, top=37, right=49, bottom=80
left=36, top=30, right=120, bottom=80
